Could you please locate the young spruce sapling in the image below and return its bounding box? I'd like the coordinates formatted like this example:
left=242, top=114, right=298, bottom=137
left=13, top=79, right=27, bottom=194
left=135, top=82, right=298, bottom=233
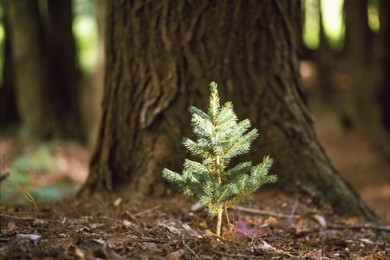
left=163, top=82, right=277, bottom=237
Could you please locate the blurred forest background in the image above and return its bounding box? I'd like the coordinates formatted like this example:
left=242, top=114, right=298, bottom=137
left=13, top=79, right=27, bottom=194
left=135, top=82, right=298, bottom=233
left=0, top=0, right=389, bottom=221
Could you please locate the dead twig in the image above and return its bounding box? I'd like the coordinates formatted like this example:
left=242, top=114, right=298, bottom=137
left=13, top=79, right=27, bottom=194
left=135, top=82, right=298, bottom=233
left=329, top=224, right=390, bottom=232
left=0, top=214, right=59, bottom=222
left=132, top=205, right=161, bottom=217
left=231, top=206, right=300, bottom=219
left=211, top=249, right=260, bottom=259
left=287, top=198, right=299, bottom=222
left=182, top=234, right=199, bottom=259
left=0, top=214, right=37, bottom=220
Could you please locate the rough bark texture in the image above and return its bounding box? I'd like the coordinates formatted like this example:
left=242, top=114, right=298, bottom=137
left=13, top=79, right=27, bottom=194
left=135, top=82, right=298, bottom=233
left=84, top=0, right=376, bottom=219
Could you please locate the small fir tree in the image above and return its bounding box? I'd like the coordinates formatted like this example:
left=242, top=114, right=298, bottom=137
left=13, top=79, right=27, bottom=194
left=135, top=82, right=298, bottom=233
left=163, top=82, right=277, bottom=236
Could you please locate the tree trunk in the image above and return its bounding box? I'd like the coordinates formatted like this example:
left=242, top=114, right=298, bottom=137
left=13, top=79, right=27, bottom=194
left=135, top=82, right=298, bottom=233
left=83, top=0, right=376, bottom=220
left=4, top=0, right=83, bottom=140
left=379, top=0, right=390, bottom=133
left=86, top=0, right=106, bottom=148
left=316, top=0, right=337, bottom=101
left=0, top=8, right=19, bottom=126
left=5, top=0, right=55, bottom=138
left=343, top=0, right=390, bottom=155
left=46, top=0, right=83, bottom=141
left=344, top=0, right=383, bottom=135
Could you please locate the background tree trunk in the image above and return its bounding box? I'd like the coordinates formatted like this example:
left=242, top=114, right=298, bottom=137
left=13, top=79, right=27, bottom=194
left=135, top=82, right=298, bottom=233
left=83, top=0, right=107, bottom=148
left=46, top=0, right=83, bottom=141
left=379, top=0, right=390, bottom=133
left=343, top=0, right=390, bottom=155
left=5, top=0, right=53, bottom=138
left=316, top=0, right=337, bottom=101
left=0, top=9, right=19, bottom=126
left=4, top=0, right=84, bottom=140
left=83, top=0, right=375, bottom=220
left=344, top=0, right=383, bottom=135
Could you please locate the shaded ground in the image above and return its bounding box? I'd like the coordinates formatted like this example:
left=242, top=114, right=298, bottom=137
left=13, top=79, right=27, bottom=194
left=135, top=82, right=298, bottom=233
left=1, top=191, right=389, bottom=259
left=311, top=102, right=390, bottom=223
left=1, top=101, right=390, bottom=258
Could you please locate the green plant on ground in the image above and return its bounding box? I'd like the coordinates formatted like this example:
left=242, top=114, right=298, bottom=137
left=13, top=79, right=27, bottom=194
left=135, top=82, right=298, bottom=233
left=163, top=82, right=277, bottom=237
left=0, top=145, right=68, bottom=204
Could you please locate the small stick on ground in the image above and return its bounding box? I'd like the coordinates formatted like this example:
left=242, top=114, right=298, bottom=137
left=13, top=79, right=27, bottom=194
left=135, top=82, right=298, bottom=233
left=132, top=205, right=161, bottom=217
left=231, top=206, right=300, bottom=219
left=329, top=224, right=390, bottom=232
left=182, top=234, right=199, bottom=259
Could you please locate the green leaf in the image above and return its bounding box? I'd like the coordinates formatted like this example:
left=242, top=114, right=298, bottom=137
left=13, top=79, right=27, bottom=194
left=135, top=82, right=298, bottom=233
left=223, top=128, right=259, bottom=159
left=188, top=106, right=210, bottom=121
left=183, top=159, right=208, bottom=175
left=208, top=84, right=221, bottom=119
left=226, top=161, right=252, bottom=177
left=183, top=138, right=211, bottom=158
left=162, top=168, right=183, bottom=184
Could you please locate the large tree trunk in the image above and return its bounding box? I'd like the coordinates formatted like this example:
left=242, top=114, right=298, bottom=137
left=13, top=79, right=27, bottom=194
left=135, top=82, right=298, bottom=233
left=83, top=0, right=375, bottom=220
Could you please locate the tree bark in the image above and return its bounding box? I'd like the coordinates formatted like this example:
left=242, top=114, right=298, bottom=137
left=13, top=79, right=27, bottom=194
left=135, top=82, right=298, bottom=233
left=83, top=0, right=376, bottom=220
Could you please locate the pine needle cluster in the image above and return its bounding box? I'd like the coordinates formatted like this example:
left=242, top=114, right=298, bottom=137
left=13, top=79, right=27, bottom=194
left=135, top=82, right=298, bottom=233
left=163, top=82, right=277, bottom=236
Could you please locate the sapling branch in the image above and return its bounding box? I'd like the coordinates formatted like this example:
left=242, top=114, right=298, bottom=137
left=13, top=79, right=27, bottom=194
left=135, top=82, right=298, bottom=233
left=163, top=82, right=277, bottom=237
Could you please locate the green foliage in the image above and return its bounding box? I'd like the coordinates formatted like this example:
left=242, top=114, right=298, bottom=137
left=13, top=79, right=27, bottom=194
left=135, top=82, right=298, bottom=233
left=0, top=145, right=78, bottom=204
left=163, top=82, right=277, bottom=221
left=8, top=146, right=57, bottom=183
left=73, top=15, right=98, bottom=74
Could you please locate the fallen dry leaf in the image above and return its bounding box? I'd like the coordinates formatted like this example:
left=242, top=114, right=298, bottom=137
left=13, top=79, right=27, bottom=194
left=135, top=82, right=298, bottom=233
left=166, top=249, right=185, bottom=260
left=235, top=219, right=267, bottom=239
left=266, top=216, right=282, bottom=229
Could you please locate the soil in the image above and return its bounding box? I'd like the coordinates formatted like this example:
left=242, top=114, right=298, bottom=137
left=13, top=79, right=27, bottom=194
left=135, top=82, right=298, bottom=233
left=1, top=101, right=390, bottom=259
left=1, top=191, right=389, bottom=259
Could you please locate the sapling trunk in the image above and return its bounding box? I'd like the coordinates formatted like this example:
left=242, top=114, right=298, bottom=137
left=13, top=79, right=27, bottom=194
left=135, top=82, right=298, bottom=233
left=216, top=204, right=223, bottom=236
left=216, top=155, right=223, bottom=236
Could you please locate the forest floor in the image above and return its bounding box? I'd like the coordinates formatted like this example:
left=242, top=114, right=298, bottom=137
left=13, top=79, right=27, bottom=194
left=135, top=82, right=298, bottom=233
left=1, top=102, right=390, bottom=259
